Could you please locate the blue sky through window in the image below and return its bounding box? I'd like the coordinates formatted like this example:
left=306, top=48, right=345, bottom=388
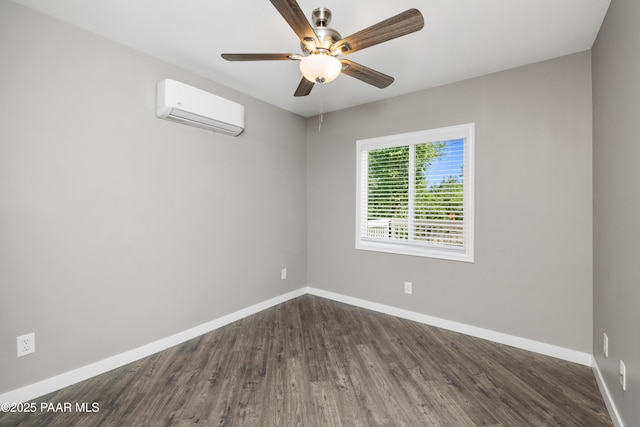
left=424, top=138, right=465, bottom=186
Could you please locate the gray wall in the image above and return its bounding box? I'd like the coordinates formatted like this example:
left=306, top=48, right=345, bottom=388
left=0, top=2, right=307, bottom=393
left=592, top=0, right=640, bottom=423
left=307, top=51, right=593, bottom=353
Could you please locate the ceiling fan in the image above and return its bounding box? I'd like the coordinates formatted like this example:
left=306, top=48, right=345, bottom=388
left=221, top=0, right=424, bottom=97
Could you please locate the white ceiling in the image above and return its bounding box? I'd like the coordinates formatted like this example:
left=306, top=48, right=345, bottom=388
left=13, top=0, right=610, bottom=117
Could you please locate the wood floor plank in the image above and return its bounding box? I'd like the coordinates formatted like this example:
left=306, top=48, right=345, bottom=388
left=0, top=295, right=612, bottom=426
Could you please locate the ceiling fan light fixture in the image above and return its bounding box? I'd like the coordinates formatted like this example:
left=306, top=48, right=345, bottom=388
left=299, top=52, right=341, bottom=84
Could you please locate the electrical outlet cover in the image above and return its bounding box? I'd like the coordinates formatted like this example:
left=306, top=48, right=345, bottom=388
left=17, top=332, right=35, bottom=357
left=404, top=281, right=412, bottom=294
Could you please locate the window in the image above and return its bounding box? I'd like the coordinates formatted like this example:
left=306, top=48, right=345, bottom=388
left=356, top=123, right=474, bottom=262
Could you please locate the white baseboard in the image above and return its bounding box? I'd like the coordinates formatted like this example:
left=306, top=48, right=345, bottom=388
left=0, top=287, right=307, bottom=405
left=592, top=357, right=625, bottom=427
left=306, top=287, right=593, bottom=366
left=1, top=286, right=595, bottom=406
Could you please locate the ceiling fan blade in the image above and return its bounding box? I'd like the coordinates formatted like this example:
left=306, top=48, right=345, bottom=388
left=269, top=0, right=319, bottom=48
left=334, top=9, right=424, bottom=55
left=221, top=53, right=300, bottom=61
left=340, top=60, right=394, bottom=88
left=294, top=77, right=314, bottom=97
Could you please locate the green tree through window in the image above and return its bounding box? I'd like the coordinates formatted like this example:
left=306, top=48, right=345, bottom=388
left=367, top=143, right=445, bottom=220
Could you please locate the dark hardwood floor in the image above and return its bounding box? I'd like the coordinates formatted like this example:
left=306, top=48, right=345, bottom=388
left=0, top=295, right=612, bottom=426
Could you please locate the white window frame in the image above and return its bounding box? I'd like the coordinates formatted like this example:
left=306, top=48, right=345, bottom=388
left=356, top=123, right=475, bottom=262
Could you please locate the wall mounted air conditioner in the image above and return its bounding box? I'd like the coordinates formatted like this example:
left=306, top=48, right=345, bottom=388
left=156, top=79, right=245, bottom=136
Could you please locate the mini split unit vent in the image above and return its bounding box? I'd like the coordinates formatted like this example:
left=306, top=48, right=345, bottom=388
left=156, top=79, right=245, bottom=136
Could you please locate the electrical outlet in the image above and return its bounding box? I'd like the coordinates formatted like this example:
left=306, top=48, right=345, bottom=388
left=281, top=268, right=287, bottom=280
left=603, top=333, right=609, bottom=358
left=404, top=281, right=412, bottom=294
left=620, top=360, right=627, bottom=391
left=17, top=333, right=35, bottom=357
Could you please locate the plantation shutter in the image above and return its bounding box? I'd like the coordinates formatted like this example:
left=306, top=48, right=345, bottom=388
left=356, top=124, right=474, bottom=262
left=414, top=140, right=465, bottom=248
left=365, top=145, right=410, bottom=238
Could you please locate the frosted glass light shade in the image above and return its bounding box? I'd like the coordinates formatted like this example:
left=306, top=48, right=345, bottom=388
left=299, top=53, right=342, bottom=84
